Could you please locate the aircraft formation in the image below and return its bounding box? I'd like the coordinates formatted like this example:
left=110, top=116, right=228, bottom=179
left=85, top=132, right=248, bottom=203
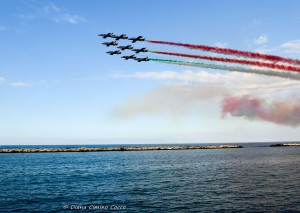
left=98, top=32, right=300, bottom=81
left=99, top=33, right=149, bottom=62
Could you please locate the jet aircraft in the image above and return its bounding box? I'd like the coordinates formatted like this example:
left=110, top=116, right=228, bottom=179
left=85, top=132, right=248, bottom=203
left=117, top=45, right=133, bottom=51
left=106, top=50, right=122, bottom=55
left=98, top=33, right=115, bottom=39
left=112, top=34, right=128, bottom=40
left=102, top=41, right=118, bottom=47
left=121, top=55, right=136, bottom=60
left=135, top=57, right=150, bottom=62
left=132, top=48, right=148, bottom=53
left=128, top=36, right=145, bottom=43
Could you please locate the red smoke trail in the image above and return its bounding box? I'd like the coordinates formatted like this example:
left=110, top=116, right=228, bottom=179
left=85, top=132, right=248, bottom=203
left=222, top=95, right=300, bottom=127
left=150, top=51, right=300, bottom=73
left=147, top=40, right=300, bottom=66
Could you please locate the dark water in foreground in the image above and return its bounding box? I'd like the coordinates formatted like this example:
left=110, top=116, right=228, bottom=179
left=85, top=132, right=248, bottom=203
left=0, top=143, right=299, bottom=212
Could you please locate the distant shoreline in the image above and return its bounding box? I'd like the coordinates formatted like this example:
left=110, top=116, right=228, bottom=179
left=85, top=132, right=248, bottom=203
left=0, top=145, right=242, bottom=153
left=270, top=143, right=300, bottom=147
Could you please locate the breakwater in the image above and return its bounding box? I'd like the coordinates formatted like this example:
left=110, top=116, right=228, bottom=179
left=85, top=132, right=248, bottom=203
left=270, top=143, right=300, bottom=147
left=0, top=145, right=242, bottom=153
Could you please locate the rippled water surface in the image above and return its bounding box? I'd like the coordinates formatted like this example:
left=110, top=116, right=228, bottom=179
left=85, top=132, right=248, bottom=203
left=0, top=143, right=299, bottom=212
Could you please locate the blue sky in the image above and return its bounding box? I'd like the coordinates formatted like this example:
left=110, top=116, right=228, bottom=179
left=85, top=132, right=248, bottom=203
left=1, top=0, right=300, bottom=144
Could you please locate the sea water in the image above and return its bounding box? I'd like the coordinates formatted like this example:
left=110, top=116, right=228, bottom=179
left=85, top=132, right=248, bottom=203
left=0, top=143, right=299, bottom=212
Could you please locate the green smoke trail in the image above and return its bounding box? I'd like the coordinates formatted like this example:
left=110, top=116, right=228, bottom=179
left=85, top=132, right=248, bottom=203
left=149, top=58, right=300, bottom=80
left=149, top=51, right=300, bottom=73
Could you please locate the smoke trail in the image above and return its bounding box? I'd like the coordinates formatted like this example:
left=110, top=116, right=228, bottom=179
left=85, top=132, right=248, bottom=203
left=149, top=58, right=300, bottom=80
left=114, top=84, right=226, bottom=118
left=147, top=40, right=300, bottom=66
left=222, top=95, right=300, bottom=127
left=150, top=51, right=300, bottom=74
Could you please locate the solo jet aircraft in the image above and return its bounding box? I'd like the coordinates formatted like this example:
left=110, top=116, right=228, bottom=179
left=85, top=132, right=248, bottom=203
left=121, top=55, right=136, bottom=60
left=132, top=48, right=148, bottom=53
left=102, top=41, right=118, bottom=47
left=98, top=33, right=115, bottom=39
left=135, top=57, right=150, bottom=62
left=106, top=50, right=122, bottom=55
left=112, top=34, right=128, bottom=40
left=117, top=45, right=133, bottom=51
left=128, top=36, right=145, bottom=43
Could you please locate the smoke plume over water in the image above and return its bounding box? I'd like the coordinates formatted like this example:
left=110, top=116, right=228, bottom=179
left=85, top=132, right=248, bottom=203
left=222, top=95, right=300, bottom=127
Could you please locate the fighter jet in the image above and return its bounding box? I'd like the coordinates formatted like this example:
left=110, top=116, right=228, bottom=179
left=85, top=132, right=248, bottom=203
left=132, top=48, right=148, bottom=54
left=102, top=41, right=118, bottom=47
left=121, top=55, right=136, bottom=60
left=98, top=33, right=115, bottom=39
left=135, top=57, right=150, bottom=62
left=106, top=50, right=122, bottom=55
left=117, top=45, right=133, bottom=51
left=128, top=36, right=145, bottom=43
left=112, top=34, right=128, bottom=40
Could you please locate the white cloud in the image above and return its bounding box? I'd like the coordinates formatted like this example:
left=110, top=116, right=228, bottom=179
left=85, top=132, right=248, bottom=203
left=114, top=70, right=300, bottom=99
left=44, top=3, right=60, bottom=13
left=215, top=42, right=228, bottom=48
left=44, top=3, right=86, bottom=24
left=17, top=3, right=86, bottom=25
left=254, top=47, right=277, bottom=54
left=115, top=70, right=240, bottom=84
left=54, top=13, right=86, bottom=24
left=252, top=39, right=300, bottom=56
left=0, top=77, right=33, bottom=87
left=0, top=77, right=5, bottom=84
left=254, top=34, right=268, bottom=45
left=280, top=40, right=300, bottom=53
left=10, top=82, right=32, bottom=87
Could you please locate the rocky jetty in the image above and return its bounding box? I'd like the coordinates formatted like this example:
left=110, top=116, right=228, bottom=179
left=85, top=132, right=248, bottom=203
left=0, top=145, right=242, bottom=153
left=270, top=143, right=300, bottom=147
